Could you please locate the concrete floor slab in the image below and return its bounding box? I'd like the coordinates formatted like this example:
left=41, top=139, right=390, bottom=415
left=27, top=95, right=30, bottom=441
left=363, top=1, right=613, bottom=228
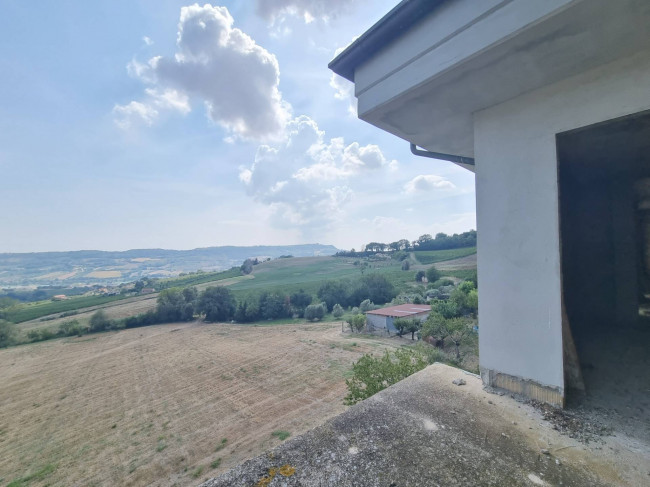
left=201, top=364, right=649, bottom=487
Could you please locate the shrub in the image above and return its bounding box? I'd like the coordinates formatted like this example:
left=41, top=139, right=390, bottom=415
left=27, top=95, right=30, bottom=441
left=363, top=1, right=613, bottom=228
left=344, top=349, right=427, bottom=405
left=198, top=287, right=236, bottom=322
left=27, top=328, right=57, bottom=342
left=89, top=310, right=113, bottom=332
left=401, top=260, right=410, bottom=271
left=393, top=318, right=422, bottom=340
left=346, top=314, right=366, bottom=333
left=123, top=310, right=159, bottom=328
left=426, top=265, right=441, bottom=283
left=410, top=342, right=459, bottom=367
left=0, top=319, right=18, bottom=348
left=432, top=278, right=455, bottom=288
left=58, top=319, right=86, bottom=337
left=431, top=299, right=460, bottom=319
left=359, top=299, right=375, bottom=313
left=415, top=270, right=425, bottom=282
left=331, top=303, right=344, bottom=318
left=304, top=303, right=326, bottom=321
left=271, top=430, right=291, bottom=440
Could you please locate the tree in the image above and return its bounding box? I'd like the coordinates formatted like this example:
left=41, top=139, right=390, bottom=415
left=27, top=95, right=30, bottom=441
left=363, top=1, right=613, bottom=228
left=331, top=303, right=344, bottom=318
left=198, top=286, right=236, bottom=322
left=393, top=318, right=421, bottom=340
left=415, top=270, right=426, bottom=282
left=344, top=349, right=427, bottom=405
left=346, top=314, right=366, bottom=333
left=156, top=288, right=186, bottom=322
left=58, top=319, right=85, bottom=337
left=359, top=299, right=374, bottom=313
left=0, top=319, right=18, bottom=348
left=446, top=317, right=473, bottom=359
left=422, top=314, right=472, bottom=358
left=290, top=290, right=312, bottom=317
left=357, top=274, right=395, bottom=304
left=317, top=280, right=350, bottom=310
left=401, top=260, right=410, bottom=271
left=432, top=299, right=460, bottom=319
left=426, top=265, right=441, bottom=283
left=304, top=303, right=326, bottom=321
left=259, top=292, right=288, bottom=320
left=89, top=310, right=112, bottom=332
left=240, top=258, right=254, bottom=275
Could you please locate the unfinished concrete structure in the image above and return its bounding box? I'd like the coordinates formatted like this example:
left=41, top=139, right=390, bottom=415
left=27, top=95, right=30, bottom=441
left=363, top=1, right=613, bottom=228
left=330, top=0, right=650, bottom=409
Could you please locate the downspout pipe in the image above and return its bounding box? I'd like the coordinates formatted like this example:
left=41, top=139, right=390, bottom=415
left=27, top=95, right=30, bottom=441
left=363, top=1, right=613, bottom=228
left=410, top=143, right=475, bottom=166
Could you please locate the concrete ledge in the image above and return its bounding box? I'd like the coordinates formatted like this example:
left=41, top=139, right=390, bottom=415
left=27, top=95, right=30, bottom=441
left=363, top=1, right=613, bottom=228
left=481, top=367, right=565, bottom=407
left=201, top=364, right=643, bottom=486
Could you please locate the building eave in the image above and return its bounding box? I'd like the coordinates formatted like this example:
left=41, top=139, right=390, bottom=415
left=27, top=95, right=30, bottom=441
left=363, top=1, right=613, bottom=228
left=328, top=0, right=443, bottom=82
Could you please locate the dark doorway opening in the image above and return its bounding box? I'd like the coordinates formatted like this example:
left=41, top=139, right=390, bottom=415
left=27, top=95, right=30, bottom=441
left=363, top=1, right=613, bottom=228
left=557, top=111, right=650, bottom=442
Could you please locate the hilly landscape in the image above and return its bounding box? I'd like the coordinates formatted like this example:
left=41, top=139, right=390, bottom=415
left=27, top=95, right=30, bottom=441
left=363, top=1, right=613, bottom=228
left=0, top=234, right=478, bottom=486
left=0, top=244, right=338, bottom=287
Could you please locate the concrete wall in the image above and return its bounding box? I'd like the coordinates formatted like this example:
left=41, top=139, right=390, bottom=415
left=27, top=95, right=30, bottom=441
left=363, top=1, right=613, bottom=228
left=366, top=314, right=389, bottom=333
left=474, top=50, right=650, bottom=399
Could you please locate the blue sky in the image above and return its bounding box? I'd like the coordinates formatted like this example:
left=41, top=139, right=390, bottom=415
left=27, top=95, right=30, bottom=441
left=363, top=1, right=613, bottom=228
left=0, top=1, right=475, bottom=253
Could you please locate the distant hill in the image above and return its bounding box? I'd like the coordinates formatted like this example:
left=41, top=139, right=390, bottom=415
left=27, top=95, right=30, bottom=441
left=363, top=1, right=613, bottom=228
left=0, top=244, right=339, bottom=287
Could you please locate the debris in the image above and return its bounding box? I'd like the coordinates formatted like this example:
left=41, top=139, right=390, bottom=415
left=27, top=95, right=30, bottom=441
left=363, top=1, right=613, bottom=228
left=541, top=449, right=550, bottom=455
left=529, top=400, right=612, bottom=444
left=452, top=378, right=466, bottom=386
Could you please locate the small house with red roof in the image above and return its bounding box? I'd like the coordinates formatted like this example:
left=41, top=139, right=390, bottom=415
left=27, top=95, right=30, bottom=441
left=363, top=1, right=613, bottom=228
left=365, top=303, right=431, bottom=334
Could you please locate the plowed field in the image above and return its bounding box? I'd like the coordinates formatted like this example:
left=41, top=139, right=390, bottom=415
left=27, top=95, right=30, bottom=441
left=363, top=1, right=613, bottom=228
left=0, top=322, right=395, bottom=486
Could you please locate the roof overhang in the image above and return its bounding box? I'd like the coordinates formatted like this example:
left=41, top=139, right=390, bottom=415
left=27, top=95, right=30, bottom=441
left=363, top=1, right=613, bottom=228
left=330, top=0, right=650, bottom=169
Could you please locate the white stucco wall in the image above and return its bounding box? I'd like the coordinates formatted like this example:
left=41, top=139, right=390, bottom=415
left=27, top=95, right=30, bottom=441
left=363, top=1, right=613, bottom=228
left=475, top=50, right=650, bottom=390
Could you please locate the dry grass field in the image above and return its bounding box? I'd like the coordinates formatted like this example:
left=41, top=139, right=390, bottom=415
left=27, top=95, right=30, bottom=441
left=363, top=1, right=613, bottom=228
left=0, top=321, right=397, bottom=486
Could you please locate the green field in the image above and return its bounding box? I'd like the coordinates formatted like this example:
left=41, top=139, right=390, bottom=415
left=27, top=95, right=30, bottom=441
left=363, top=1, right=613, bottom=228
left=6, top=294, right=126, bottom=323
left=413, top=247, right=476, bottom=265
left=7, top=247, right=477, bottom=324
left=155, top=267, right=241, bottom=290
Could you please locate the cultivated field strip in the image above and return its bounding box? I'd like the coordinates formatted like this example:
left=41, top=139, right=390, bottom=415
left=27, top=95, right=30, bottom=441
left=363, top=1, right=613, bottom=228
left=0, top=322, right=394, bottom=486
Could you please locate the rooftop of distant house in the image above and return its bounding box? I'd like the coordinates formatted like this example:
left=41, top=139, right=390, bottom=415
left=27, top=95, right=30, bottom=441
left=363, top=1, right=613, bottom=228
left=365, top=303, right=431, bottom=317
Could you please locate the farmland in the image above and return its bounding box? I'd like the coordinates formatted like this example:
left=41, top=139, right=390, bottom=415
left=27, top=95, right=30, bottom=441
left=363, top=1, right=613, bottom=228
left=0, top=321, right=399, bottom=487
left=12, top=249, right=477, bottom=335
left=412, top=247, right=476, bottom=265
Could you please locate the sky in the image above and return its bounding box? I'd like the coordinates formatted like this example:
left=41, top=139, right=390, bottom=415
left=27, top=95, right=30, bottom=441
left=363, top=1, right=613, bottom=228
left=0, top=0, right=476, bottom=253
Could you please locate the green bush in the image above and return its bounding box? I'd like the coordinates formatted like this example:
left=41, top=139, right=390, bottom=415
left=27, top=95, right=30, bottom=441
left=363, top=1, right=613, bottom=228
left=346, top=314, right=366, bottom=332
left=426, top=265, right=441, bottom=283
left=393, top=318, right=421, bottom=340
left=0, top=319, right=18, bottom=348
left=344, top=349, right=427, bottom=405
left=304, top=303, right=326, bottom=321
left=198, top=286, right=236, bottom=322
left=89, top=310, right=113, bottom=332
left=331, top=303, right=344, bottom=318
left=58, top=319, right=86, bottom=337
left=271, top=430, right=291, bottom=441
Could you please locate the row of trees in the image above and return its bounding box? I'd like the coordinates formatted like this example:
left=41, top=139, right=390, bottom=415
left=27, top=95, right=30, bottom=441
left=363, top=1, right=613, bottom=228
left=336, top=230, right=476, bottom=257
left=317, top=275, right=396, bottom=310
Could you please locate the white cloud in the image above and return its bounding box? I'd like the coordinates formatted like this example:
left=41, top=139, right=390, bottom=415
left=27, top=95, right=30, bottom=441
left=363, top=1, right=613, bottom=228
left=239, top=115, right=397, bottom=232
left=256, top=0, right=365, bottom=25
left=404, top=174, right=456, bottom=193
left=115, top=4, right=291, bottom=140
left=112, top=101, right=158, bottom=129
left=113, top=88, right=189, bottom=129
left=142, top=36, right=153, bottom=46
left=330, top=73, right=356, bottom=116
